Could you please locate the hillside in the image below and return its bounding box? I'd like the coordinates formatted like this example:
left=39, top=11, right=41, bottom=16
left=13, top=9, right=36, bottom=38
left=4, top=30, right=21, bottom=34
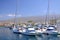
left=0, top=14, right=60, bottom=25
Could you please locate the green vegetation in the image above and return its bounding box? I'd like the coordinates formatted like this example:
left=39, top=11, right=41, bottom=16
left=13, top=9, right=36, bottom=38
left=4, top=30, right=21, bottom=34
left=27, top=20, right=33, bottom=23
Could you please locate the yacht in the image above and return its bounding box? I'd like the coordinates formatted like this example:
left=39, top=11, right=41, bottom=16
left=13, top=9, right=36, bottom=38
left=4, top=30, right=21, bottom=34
left=12, top=24, right=26, bottom=34
left=13, top=24, right=36, bottom=36
left=35, top=24, right=47, bottom=35
left=12, top=26, right=20, bottom=33
left=43, top=25, right=58, bottom=35
left=20, top=27, right=36, bottom=36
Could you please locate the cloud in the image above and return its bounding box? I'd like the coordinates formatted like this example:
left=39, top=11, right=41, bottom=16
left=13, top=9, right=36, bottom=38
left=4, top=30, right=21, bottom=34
left=7, top=14, right=21, bottom=17
left=8, top=14, right=15, bottom=17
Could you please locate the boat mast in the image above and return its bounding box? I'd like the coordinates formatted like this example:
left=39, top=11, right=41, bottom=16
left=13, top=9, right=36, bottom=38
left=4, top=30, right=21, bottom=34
left=14, top=0, right=18, bottom=26
left=45, top=0, right=50, bottom=25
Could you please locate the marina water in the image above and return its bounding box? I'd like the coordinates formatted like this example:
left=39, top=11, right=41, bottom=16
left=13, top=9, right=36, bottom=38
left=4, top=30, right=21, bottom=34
left=0, top=27, right=60, bottom=40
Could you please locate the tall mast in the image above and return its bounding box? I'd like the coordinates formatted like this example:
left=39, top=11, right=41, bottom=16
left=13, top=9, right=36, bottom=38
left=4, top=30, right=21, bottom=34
left=45, top=0, right=50, bottom=25
left=14, top=0, right=18, bottom=25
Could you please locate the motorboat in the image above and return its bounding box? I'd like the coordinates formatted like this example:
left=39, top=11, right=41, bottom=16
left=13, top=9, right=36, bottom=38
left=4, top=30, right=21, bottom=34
left=43, top=25, right=58, bottom=35
left=20, top=27, right=36, bottom=36
left=34, top=24, right=47, bottom=36
left=13, top=26, right=19, bottom=33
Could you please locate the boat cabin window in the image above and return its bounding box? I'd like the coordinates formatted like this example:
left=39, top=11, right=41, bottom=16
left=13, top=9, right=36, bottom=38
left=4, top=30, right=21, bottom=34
left=35, top=28, right=38, bottom=30
left=47, top=29, right=55, bottom=31
left=44, top=26, right=47, bottom=27
left=48, top=26, right=55, bottom=27
left=48, top=26, right=56, bottom=29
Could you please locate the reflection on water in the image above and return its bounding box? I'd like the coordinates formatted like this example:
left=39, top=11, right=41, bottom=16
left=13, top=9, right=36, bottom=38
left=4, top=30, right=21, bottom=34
left=0, top=27, right=60, bottom=40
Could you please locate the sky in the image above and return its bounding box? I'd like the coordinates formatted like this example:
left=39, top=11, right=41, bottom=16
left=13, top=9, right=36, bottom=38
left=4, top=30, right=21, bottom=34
left=0, top=0, right=60, bottom=20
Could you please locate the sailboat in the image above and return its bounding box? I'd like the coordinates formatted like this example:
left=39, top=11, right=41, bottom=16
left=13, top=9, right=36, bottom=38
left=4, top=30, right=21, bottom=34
left=43, top=0, right=58, bottom=35
left=12, top=0, right=36, bottom=35
left=12, top=0, right=22, bottom=34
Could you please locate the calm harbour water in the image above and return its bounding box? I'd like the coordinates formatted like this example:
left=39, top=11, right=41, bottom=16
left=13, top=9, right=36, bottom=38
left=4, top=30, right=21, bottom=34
left=0, top=27, right=60, bottom=40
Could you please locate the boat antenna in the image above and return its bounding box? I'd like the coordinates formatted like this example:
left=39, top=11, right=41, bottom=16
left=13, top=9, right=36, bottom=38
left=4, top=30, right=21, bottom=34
left=45, top=0, right=50, bottom=25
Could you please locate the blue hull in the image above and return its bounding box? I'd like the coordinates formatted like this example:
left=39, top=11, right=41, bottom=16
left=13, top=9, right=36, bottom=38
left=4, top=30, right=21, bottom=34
left=20, top=32, right=42, bottom=36
left=13, top=32, right=21, bottom=34
left=20, top=32, right=36, bottom=36
left=13, top=30, right=21, bottom=34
